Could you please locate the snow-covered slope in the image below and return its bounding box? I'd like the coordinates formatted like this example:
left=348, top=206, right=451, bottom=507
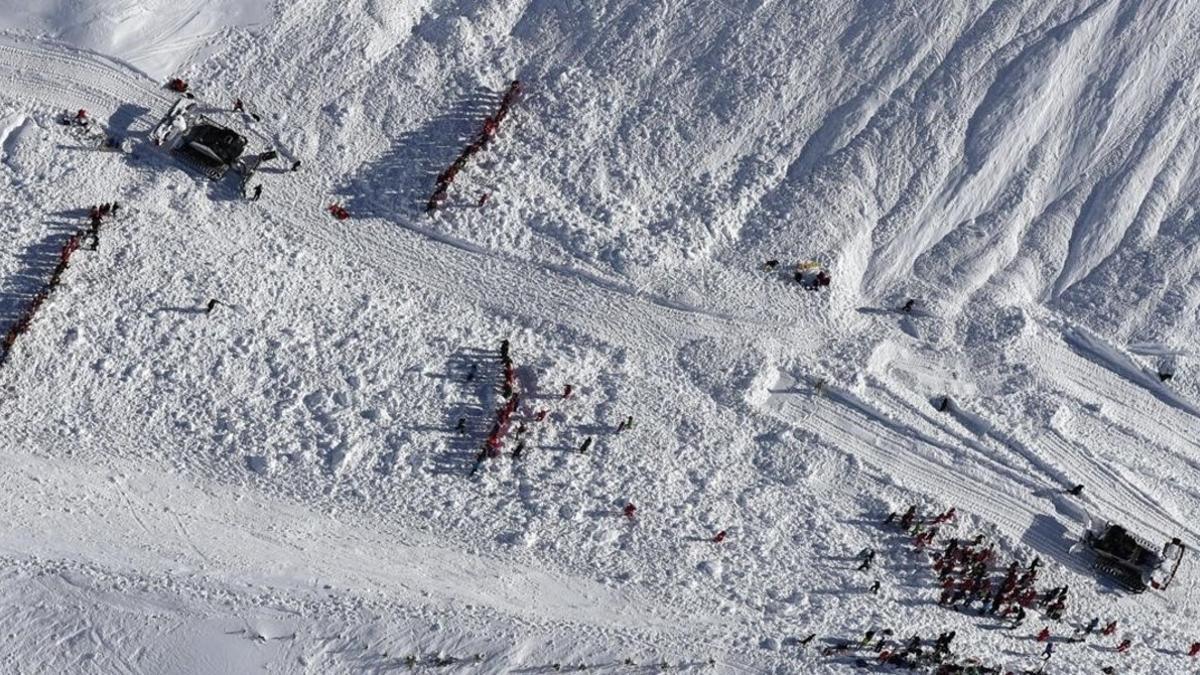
left=1, top=0, right=1199, bottom=673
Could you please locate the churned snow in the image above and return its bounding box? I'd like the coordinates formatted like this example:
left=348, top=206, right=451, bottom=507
left=1, top=0, right=1199, bottom=673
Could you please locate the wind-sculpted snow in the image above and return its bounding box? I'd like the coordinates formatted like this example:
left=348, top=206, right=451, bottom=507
left=2, top=0, right=1200, bottom=672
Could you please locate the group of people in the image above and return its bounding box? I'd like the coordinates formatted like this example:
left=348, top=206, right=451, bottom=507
left=1, top=206, right=109, bottom=366
left=427, top=80, right=523, bottom=213
left=762, top=259, right=832, bottom=290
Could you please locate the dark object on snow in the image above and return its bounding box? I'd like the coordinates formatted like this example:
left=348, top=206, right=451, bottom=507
left=205, top=299, right=220, bottom=314
left=466, top=363, right=477, bottom=382
left=1065, top=484, right=1084, bottom=496
left=937, top=396, right=951, bottom=412
left=1084, top=522, right=1186, bottom=592
left=1159, top=370, right=1174, bottom=383
left=233, top=98, right=244, bottom=112
left=869, top=581, right=880, bottom=594
left=512, top=441, right=525, bottom=459
left=763, top=259, right=779, bottom=270
left=578, top=437, right=592, bottom=453
left=176, top=121, right=247, bottom=178
left=901, top=299, right=916, bottom=313
left=455, top=417, right=466, bottom=434
left=258, top=149, right=279, bottom=163
left=291, top=160, right=302, bottom=172
left=478, top=193, right=490, bottom=207
left=167, top=78, right=188, bottom=92
left=250, top=184, right=263, bottom=201
left=623, top=503, right=636, bottom=519
left=562, top=384, right=573, bottom=399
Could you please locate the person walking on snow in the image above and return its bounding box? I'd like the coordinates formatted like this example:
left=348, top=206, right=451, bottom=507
left=1102, top=621, right=1118, bottom=636
left=1064, top=483, right=1084, bottom=496
left=712, top=530, right=727, bottom=543
left=1116, top=638, right=1131, bottom=654
left=562, top=384, right=573, bottom=399
left=578, top=437, right=592, bottom=453
left=1188, top=642, right=1200, bottom=657
left=1036, top=627, right=1051, bottom=642
left=623, top=503, right=636, bottom=519
left=205, top=299, right=221, bottom=314
left=250, top=184, right=263, bottom=201
left=857, top=550, right=876, bottom=571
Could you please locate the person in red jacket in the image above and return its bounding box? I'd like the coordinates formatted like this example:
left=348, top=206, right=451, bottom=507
left=1115, top=638, right=1131, bottom=653
left=712, top=530, right=727, bottom=543
left=1036, top=627, right=1051, bottom=642
left=1102, top=621, right=1118, bottom=636
left=623, top=503, right=636, bottom=519
left=1188, top=642, right=1200, bottom=657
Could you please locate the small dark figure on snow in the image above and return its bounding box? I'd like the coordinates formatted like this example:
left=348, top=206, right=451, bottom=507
left=466, top=363, right=477, bottom=382
left=562, top=384, right=573, bottom=399
left=937, top=396, right=951, bottom=412
left=291, top=160, right=302, bottom=172
left=1064, top=483, right=1084, bottom=496
left=1102, top=620, right=1117, bottom=636
left=857, top=549, right=876, bottom=571
left=233, top=98, right=244, bottom=112
left=167, top=78, right=188, bottom=93
left=1188, top=641, right=1200, bottom=657
left=901, top=298, right=916, bottom=313
left=250, top=184, right=263, bottom=201
left=205, top=299, right=221, bottom=314
left=712, top=530, right=727, bottom=543
left=617, top=415, right=633, bottom=432
left=798, top=633, right=816, bottom=646
left=455, top=417, right=466, bottom=434
left=1159, top=370, right=1174, bottom=383
left=512, top=441, right=525, bottom=459
left=623, top=503, right=636, bottom=519
left=869, top=580, right=881, bottom=594
left=578, top=437, right=592, bottom=453
left=478, top=193, right=490, bottom=207
left=763, top=259, right=779, bottom=270
left=1116, top=639, right=1131, bottom=653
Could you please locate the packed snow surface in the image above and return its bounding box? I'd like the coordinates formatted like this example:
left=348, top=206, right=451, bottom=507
left=2, top=0, right=1200, bottom=673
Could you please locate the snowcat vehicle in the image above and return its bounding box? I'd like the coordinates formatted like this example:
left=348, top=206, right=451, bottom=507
left=150, top=98, right=250, bottom=182
left=1082, top=520, right=1184, bottom=593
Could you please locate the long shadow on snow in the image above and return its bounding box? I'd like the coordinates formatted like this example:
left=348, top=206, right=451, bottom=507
left=336, top=89, right=502, bottom=219
left=430, top=346, right=503, bottom=476
left=0, top=220, right=82, bottom=342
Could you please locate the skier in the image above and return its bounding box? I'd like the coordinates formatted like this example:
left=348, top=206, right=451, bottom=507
left=233, top=98, right=244, bottom=112
left=478, top=193, right=490, bottom=207
left=618, top=415, right=634, bottom=432
left=466, top=363, right=477, bottom=382
left=1084, top=617, right=1100, bottom=636
left=1188, top=642, right=1200, bottom=657
left=712, top=530, right=727, bottom=543
left=578, top=437, right=592, bottom=453
left=456, top=417, right=466, bottom=434
left=512, top=441, right=525, bottom=459
left=1036, top=627, right=1051, bottom=642
left=901, top=299, right=916, bottom=313
left=798, top=633, right=816, bottom=647
left=534, top=409, right=548, bottom=422
left=167, top=78, right=188, bottom=93
left=1042, top=642, right=1054, bottom=660
left=1115, top=638, right=1131, bottom=654
left=500, top=339, right=510, bottom=358
left=1064, top=484, right=1084, bottom=496
left=1102, top=621, right=1118, bottom=636
left=857, top=549, right=876, bottom=571
left=562, top=384, right=573, bottom=399
left=623, top=503, right=636, bottom=519
left=250, top=184, right=263, bottom=201
left=869, top=580, right=881, bottom=594
left=205, top=299, right=221, bottom=314
left=763, top=259, right=779, bottom=270
left=937, top=396, right=951, bottom=412
left=291, top=160, right=302, bottom=172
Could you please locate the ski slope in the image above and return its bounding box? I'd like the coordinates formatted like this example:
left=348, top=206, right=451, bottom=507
left=2, top=0, right=1199, bottom=673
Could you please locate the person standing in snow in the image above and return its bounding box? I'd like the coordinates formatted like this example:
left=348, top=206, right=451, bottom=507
left=578, top=437, right=592, bottom=453
left=205, top=298, right=221, bottom=314
left=1102, top=620, right=1118, bottom=636
left=455, top=417, right=466, bottom=434
left=857, top=549, right=876, bottom=571
left=512, top=441, right=525, bottom=459
left=1188, top=641, right=1200, bottom=657
left=1063, top=484, right=1084, bottom=496
left=869, top=580, right=881, bottom=594
left=562, top=384, right=573, bottom=399
left=623, top=503, right=636, bottom=519
left=291, top=160, right=302, bottom=172
left=250, top=184, right=263, bottom=201
left=901, top=299, right=916, bottom=313
left=1116, top=638, right=1131, bottom=653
